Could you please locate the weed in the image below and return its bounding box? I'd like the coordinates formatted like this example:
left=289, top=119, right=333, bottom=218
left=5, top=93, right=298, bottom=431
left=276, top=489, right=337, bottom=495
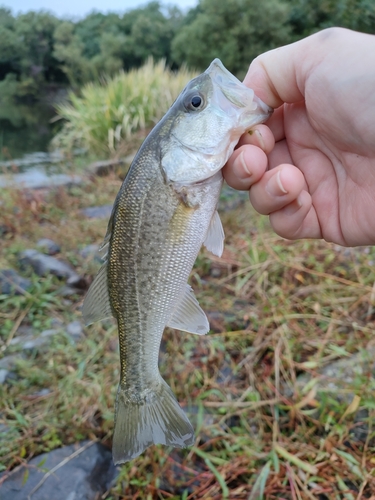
left=52, top=59, right=197, bottom=156
left=1, top=174, right=375, bottom=498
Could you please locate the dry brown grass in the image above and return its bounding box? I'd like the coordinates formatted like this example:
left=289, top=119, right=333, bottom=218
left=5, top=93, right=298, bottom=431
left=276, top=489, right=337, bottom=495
left=1, top=177, right=375, bottom=498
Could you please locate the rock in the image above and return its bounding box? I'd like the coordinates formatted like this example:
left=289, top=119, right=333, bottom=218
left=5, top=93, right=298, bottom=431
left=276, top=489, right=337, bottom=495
left=66, top=274, right=89, bottom=290
left=88, top=154, right=134, bottom=176
left=0, top=224, right=12, bottom=237
left=349, top=408, right=373, bottom=444
left=0, top=423, right=10, bottom=435
left=55, top=285, right=82, bottom=297
left=218, top=184, right=249, bottom=212
left=289, top=347, right=375, bottom=405
left=19, top=250, right=80, bottom=281
left=51, top=318, right=64, bottom=329
left=158, top=449, right=204, bottom=495
left=0, top=167, right=82, bottom=190
left=36, top=238, right=61, bottom=255
left=80, top=204, right=113, bottom=220
left=67, top=321, right=84, bottom=341
left=10, top=328, right=61, bottom=351
left=210, top=267, right=222, bottom=278
left=0, top=370, right=9, bottom=384
left=0, top=355, right=20, bottom=384
left=0, top=151, right=64, bottom=169
left=79, top=244, right=102, bottom=263
left=0, top=269, right=32, bottom=295
left=33, top=388, right=52, bottom=398
left=0, top=441, right=117, bottom=500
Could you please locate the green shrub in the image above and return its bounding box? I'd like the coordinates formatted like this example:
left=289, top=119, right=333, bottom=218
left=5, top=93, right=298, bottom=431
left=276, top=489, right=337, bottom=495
left=52, top=58, right=196, bottom=156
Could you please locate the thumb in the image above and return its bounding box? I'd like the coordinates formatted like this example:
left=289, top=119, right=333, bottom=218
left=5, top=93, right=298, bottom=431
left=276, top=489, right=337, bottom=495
left=243, top=32, right=324, bottom=108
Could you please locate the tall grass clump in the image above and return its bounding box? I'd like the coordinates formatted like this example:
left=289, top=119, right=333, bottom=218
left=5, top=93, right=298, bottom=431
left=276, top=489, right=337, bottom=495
left=52, top=59, right=197, bottom=156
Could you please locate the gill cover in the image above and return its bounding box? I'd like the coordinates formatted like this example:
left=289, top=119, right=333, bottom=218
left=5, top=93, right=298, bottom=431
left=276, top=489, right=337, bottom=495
left=161, top=58, right=272, bottom=184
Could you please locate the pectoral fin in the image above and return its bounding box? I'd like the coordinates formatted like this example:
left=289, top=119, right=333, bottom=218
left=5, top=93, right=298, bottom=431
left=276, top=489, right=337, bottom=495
left=82, top=262, right=113, bottom=325
left=203, top=210, right=224, bottom=257
left=167, top=285, right=209, bottom=335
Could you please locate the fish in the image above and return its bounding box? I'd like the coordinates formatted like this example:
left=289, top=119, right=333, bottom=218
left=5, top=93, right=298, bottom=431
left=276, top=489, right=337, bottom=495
left=82, top=58, right=272, bottom=464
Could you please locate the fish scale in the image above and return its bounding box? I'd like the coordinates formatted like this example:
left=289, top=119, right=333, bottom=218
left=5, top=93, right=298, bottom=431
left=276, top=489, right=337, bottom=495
left=109, top=152, right=220, bottom=393
left=82, top=58, right=273, bottom=463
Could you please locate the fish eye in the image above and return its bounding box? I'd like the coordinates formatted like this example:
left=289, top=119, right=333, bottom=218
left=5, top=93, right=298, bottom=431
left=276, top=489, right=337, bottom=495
left=191, top=96, right=202, bottom=108
left=184, top=93, right=205, bottom=111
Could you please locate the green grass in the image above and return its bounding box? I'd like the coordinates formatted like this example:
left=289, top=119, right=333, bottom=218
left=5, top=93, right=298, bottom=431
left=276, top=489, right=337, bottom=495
left=1, top=173, right=375, bottom=498
left=52, top=59, right=197, bottom=157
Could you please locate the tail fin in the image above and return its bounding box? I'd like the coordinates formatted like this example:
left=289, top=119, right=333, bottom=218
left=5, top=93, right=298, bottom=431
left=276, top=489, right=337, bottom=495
left=112, top=379, right=195, bottom=464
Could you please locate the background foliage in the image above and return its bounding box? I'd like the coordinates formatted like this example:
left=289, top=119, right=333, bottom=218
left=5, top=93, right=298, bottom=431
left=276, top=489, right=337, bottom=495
left=0, top=0, right=374, bottom=103
left=52, top=59, right=196, bottom=155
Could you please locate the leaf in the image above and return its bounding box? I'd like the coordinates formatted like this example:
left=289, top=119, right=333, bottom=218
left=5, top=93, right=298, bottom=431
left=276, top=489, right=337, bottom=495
left=193, top=448, right=229, bottom=498
left=22, top=469, right=29, bottom=486
left=37, top=457, right=47, bottom=468
left=339, top=395, right=361, bottom=422
left=274, top=444, right=318, bottom=475
left=336, top=474, right=355, bottom=500
left=192, top=447, right=228, bottom=466
left=248, top=460, right=271, bottom=500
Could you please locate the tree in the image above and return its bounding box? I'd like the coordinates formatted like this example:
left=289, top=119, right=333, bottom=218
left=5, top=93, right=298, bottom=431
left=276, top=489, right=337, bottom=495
left=171, top=0, right=292, bottom=77
left=120, top=2, right=184, bottom=69
left=0, top=9, right=18, bottom=80
left=0, top=10, right=63, bottom=100
left=53, top=21, right=94, bottom=87
left=287, top=0, right=375, bottom=38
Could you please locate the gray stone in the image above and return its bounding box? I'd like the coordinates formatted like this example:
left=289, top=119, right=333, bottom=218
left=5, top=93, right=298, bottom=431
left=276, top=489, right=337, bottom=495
left=0, top=441, right=117, bottom=500
left=0, top=151, right=64, bottom=169
left=67, top=321, right=83, bottom=340
left=0, top=355, right=19, bottom=370
left=350, top=408, right=372, bottom=444
left=55, top=285, right=81, bottom=297
left=51, top=318, right=64, bottom=328
left=0, top=269, right=32, bottom=295
left=87, top=154, right=134, bottom=176
left=289, top=347, right=375, bottom=404
left=0, top=423, right=10, bottom=434
left=10, top=328, right=61, bottom=351
left=0, top=167, right=82, bottom=190
left=33, top=388, right=52, bottom=398
left=0, top=369, right=9, bottom=384
left=36, top=238, right=61, bottom=255
left=79, top=244, right=102, bottom=262
left=66, top=274, right=89, bottom=290
left=0, top=355, right=20, bottom=384
left=218, top=184, right=249, bottom=212
left=80, top=205, right=113, bottom=219
left=19, top=250, right=79, bottom=280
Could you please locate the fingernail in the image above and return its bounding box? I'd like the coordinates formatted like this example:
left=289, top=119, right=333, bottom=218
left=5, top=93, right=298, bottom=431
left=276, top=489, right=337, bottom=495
left=238, top=151, right=252, bottom=177
left=283, top=194, right=303, bottom=215
left=266, top=170, right=288, bottom=196
left=251, top=129, right=265, bottom=150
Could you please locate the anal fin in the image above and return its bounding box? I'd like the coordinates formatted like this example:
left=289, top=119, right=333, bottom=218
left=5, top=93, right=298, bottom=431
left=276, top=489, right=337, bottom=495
left=167, top=285, right=209, bottom=335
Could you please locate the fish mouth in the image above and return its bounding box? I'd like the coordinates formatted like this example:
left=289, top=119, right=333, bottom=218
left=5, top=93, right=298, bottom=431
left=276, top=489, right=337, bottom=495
left=205, top=58, right=273, bottom=125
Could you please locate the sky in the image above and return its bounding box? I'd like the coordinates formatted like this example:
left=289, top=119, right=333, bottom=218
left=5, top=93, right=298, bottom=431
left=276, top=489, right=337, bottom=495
left=0, top=0, right=198, bottom=18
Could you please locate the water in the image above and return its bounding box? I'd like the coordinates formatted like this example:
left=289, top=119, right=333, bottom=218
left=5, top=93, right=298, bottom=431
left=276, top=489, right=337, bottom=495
left=0, top=102, right=58, bottom=163
left=0, top=102, right=84, bottom=189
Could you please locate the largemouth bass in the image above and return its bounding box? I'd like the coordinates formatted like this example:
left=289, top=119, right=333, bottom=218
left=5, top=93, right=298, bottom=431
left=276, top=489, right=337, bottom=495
left=83, top=59, right=272, bottom=464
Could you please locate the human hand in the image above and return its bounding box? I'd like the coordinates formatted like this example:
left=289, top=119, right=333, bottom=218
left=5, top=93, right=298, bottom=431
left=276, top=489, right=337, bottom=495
left=223, top=28, right=375, bottom=246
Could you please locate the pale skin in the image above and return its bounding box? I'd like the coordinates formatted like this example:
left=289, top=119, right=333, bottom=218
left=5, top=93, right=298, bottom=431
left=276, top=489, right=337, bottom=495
left=223, top=27, right=375, bottom=246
